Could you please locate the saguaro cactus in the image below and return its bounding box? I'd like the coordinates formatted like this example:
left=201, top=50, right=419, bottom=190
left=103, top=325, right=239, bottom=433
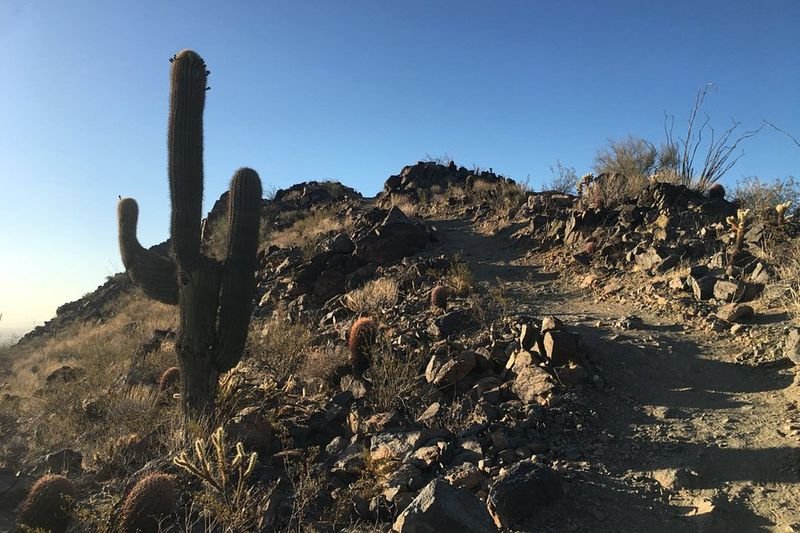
left=118, top=50, right=262, bottom=417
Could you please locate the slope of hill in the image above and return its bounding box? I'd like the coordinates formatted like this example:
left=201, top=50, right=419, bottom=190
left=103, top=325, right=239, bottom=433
left=1, top=162, right=799, bottom=532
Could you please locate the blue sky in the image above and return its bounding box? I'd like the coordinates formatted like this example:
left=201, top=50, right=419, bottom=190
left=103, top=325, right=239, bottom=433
left=1, top=0, right=798, bottom=335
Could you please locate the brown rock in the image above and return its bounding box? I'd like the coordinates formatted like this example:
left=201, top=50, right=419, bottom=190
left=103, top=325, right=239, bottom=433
left=716, top=303, right=754, bottom=323
left=392, top=479, right=497, bottom=533
left=486, top=460, right=562, bottom=528
left=542, top=330, right=581, bottom=366
left=511, top=366, right=554, bottom=403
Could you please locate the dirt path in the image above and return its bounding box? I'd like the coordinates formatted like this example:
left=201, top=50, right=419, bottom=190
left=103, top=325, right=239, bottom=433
left=432, top=217, right=800, bottom=532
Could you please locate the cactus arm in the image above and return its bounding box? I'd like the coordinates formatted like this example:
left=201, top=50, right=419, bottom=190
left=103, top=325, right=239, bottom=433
left=213, top=168, right=263, bottom=372
left=168, top=50, right=207, bottom=270
left=117, top=198, right=179, bottom=305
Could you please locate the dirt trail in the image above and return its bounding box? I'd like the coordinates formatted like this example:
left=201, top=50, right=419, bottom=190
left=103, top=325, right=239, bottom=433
left=432, top=217, right=800, bottom=532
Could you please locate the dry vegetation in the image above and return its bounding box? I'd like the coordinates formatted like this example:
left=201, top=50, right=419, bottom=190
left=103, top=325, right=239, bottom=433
left=269, top=208, right=355, bottom=255
left=344, top=277, right=399, bottom=316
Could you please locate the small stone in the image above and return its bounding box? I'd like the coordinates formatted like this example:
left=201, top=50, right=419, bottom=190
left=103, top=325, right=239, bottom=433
left=445, top=462, right=485, bottom=490
left=786, top=328, right=800, bottom=365
left=540, top=316, right=563, bottom=333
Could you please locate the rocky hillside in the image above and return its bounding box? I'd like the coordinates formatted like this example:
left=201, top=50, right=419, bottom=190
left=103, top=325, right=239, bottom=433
left=1, top=161, right=799, bottom=532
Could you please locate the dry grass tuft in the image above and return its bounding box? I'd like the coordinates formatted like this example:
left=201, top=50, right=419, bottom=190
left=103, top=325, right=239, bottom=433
left=269, top=208, right=354, bottom=253
left=390, top=194, right=418, bottom=217
left=344, top=277, right=399, bottom=315
left=446, top=256, right=473, bottom=296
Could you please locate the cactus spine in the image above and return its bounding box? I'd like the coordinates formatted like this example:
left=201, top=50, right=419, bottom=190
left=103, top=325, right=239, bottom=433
left=118, top=50, right=262, bottom=418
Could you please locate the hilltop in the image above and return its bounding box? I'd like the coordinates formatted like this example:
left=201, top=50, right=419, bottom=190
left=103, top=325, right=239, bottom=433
left=1, top=161, right=799, bottom=532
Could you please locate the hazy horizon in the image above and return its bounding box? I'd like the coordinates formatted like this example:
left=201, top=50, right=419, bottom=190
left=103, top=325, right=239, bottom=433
left=1, top=0, right=798, bottom=335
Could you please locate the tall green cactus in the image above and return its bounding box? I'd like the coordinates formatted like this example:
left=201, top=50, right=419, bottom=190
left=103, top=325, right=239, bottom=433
left=117, top=50, right=262, bottom=418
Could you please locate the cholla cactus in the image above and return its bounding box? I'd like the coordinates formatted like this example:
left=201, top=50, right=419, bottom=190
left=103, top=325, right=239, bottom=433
left=726, top=208, right=751, bottom=252
left=173, top=426, right=257, bottom=508
left=776, top=201, right=792, bottom=225
left=576, top=173, right=594, bottom=197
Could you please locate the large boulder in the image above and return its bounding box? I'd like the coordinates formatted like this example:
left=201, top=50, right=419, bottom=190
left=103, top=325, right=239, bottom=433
left=392, top=479, right=497, bottom=533
left=486, top=460, right=563, bottom=528
left=355, top=207, right=431, bottom=265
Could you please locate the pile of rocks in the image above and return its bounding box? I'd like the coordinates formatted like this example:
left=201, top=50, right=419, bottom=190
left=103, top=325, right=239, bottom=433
left=381, top=160, right=515, bottom=203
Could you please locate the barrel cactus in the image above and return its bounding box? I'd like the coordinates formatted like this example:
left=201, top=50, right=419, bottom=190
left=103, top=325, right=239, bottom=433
left=117, top=50, right=262, bottom=417
left=119, top=473, right=177, bottom=533
left=430, top=285, right=448, bottom=310
left=348, top=317, right=378, bottom=375
left=17, top=474, right=76, bottom=533
left=158, top=366, right=181, bottom=392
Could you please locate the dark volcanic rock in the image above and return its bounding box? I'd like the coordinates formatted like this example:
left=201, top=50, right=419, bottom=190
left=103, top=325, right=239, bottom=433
left=429, top=309, right=479, bottom=339
left=392, top=479, right=497, bottom=533
left=487, top=460, right=563, bottom=528
left=355, top=207, right=430, bottom=265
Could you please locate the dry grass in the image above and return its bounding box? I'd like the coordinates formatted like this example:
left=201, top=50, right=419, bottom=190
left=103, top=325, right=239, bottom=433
left=300, top=344, right=350, bottom=391
left=365, top=340, right=427, bottom=413
left=248, top=309, right=314, bottom=384
left=269, top=208, right=354, bottom=254
left=343, top=277, right=399, bottom=316
left=775, top=245, right=800, bottom=322
left=2, top=290, right=178, bottom=465
left=389, top=194, right=418, bottom=217
left=446, top=256, right=473, bottom=296
left=734, top=176, right=799, bottom=221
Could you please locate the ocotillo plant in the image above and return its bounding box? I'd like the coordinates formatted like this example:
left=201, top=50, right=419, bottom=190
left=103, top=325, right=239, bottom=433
left=118, top=50, right=262, bottom=418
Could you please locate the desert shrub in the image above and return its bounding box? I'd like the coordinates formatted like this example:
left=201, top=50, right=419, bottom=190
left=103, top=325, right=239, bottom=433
left=589, top=135, right=679, bottom=204
left=547, top=160, right=578, bottom=194
left=776, top=245, right=800, bottom=321
left=734, top=176, right=798, bottom=220
left=366, top=341, right=427, bottom=413
left=248, top=310, right=313, bottom=384
left=593, top=135, right=659, bottom=181
left=389, top=194, right=417, bottom=217
left=300, top=344, right=350, bottom=390
left=344, top=278, right=399, bottom=316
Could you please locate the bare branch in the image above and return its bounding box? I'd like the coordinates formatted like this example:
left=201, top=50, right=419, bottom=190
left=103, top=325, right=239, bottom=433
left=763, top=119, right=800, bottom=149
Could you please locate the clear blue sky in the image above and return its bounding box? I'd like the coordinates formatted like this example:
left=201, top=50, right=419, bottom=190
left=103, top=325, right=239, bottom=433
left=1, top=0, right=798, bottom=335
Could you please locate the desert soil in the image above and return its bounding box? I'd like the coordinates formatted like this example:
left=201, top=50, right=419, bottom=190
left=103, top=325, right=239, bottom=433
left=432, top=216, right=800, bottom=533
